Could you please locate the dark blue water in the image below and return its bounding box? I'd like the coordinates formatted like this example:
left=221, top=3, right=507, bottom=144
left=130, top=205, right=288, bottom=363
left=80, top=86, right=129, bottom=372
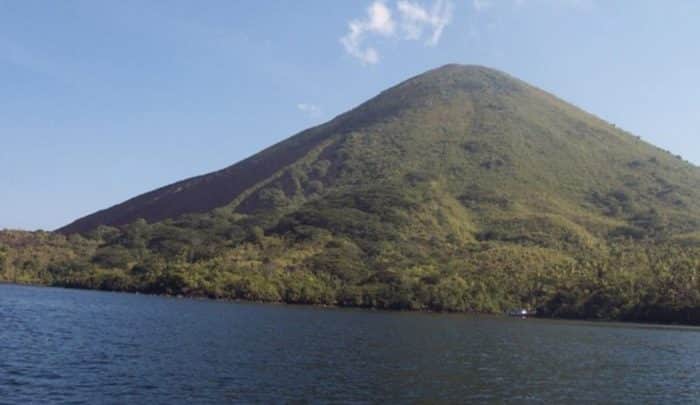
left=2, top=284, right=700, bottom=403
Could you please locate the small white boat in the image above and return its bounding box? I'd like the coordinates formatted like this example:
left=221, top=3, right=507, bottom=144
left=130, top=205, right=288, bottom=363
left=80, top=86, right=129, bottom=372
left=507, top=308, right=533, bottom=317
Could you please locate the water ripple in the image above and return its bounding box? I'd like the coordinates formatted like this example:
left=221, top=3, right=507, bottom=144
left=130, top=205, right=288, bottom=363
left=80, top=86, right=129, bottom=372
left=2, top=284, right=700, bottom=403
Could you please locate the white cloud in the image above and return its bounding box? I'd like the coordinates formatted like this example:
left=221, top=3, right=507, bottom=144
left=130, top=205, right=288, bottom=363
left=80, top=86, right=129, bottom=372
left=367, top=2, right=397, bottom=35
left=297, top=103, right=322, bottom=118
left=341, top=0, right=453, bottom=64
left=397, top=0, right=453, bottom=46
left=340, top=1, right=396, bottom=65
left=339, top=0, right=594, bottom=65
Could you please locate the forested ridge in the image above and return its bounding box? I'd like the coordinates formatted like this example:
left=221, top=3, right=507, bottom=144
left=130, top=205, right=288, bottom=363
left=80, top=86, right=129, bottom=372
left=4, top=65, right=700, bottom=324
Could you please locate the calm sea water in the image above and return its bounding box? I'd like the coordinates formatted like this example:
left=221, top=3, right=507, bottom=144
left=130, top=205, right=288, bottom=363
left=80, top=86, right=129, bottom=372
left=1, top=284, right=699, bottom=403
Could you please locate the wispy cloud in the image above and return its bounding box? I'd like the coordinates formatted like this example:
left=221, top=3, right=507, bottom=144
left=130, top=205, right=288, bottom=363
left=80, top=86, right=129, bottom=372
left=297, top=103, right=322, bottom=119
left=397, top=0, right=453, bottom=46
left=340, top=0, right=591, bottom=65
left=341, top=0, right=453, bottom=65
left=340, top=1, right=396, bottom=65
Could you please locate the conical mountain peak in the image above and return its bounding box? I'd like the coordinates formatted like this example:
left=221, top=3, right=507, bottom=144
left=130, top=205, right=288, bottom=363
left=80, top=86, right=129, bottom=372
left=11, top=64, right=700, bottom=323
left=58, top=65, right=700, bottom=239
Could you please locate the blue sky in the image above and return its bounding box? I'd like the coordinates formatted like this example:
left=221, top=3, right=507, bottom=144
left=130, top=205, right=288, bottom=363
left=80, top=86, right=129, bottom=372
left=1, top=0, right=699, bottom=230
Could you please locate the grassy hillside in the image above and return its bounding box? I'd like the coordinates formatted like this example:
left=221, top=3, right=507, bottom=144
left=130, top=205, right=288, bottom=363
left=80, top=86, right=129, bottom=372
left=5, top=64, right=700, bottom=324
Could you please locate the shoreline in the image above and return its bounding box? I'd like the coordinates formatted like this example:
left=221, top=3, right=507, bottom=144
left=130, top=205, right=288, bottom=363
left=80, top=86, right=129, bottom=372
left=3, top=280, right=700, bottom=330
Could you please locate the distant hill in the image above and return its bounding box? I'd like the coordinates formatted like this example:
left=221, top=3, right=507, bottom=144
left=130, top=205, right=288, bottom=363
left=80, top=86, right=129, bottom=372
left=4, top=64, right=700, bottom=324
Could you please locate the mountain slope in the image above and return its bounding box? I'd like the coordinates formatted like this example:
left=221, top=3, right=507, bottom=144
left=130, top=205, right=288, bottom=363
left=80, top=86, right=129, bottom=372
left=59, top=64, right=700, bottom=242
left=6, top=64, right=700, bottom=324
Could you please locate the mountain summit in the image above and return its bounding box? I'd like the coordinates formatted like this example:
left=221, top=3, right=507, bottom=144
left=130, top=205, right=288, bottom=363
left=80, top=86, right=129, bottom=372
left=59, top=64, right=700, bottom=242
left=5, top=64, right=700, bottom=322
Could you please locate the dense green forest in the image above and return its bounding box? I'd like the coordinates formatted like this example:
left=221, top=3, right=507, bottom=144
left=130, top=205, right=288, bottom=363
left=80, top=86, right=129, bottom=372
left=4, top=65, right=700, bottom=324
left=3, top=183, right=700, bottom=324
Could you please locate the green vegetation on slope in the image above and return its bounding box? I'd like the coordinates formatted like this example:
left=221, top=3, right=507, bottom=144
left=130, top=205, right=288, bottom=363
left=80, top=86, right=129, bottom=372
left=4, top=65, right=700, bottom=324
left=3, top=184, right=700, bottom=323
